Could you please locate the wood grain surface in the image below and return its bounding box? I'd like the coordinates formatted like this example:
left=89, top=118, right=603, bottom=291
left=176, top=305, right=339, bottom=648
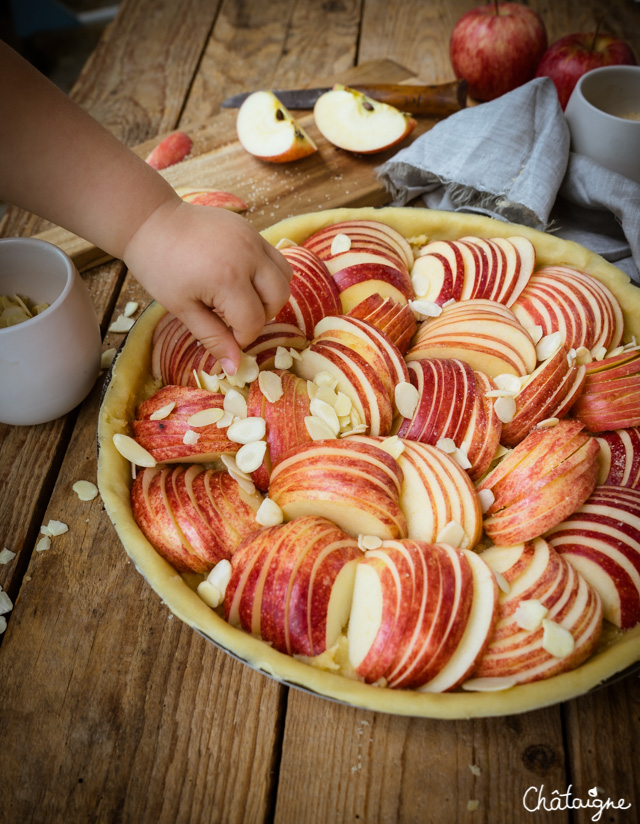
left=2, top=0, right=640, bottom=822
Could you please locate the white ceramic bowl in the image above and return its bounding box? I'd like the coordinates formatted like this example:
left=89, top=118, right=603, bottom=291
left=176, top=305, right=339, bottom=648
left=565, top=65, right=640, bottom=183
left=0, top=237, right=102, bottom=426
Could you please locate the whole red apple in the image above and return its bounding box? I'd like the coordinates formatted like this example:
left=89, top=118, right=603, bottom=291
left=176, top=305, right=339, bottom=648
left=536, top=32, right=637, bottom=109
left=449, top=1, right=547, bottom=101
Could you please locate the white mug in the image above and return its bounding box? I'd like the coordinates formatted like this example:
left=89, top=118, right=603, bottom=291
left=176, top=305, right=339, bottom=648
left=0, top=237, right=102, bottom=425
left=565, top=65, right=640, bottom=184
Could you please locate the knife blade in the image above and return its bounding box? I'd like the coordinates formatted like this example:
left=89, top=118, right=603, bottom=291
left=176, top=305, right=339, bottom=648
left=221, top=80, right=467, bottom=117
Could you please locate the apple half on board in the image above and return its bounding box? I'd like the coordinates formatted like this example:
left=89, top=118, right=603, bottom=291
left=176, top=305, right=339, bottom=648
left=97, top=206, right=640, bottom=720
left=236, top=90, right=317, bottom=163
left=314, top=84, right=416, bottom=154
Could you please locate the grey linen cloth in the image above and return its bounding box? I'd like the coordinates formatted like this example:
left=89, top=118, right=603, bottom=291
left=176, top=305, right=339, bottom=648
left=377, top=77, right=640, bottom=284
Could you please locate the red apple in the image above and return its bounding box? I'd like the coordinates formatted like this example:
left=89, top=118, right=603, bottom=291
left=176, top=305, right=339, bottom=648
left=236, top=91, right=317, bottom=163
left=536, top=32, right=637, bottom=109
left=449, top=2, right=547, bottom=102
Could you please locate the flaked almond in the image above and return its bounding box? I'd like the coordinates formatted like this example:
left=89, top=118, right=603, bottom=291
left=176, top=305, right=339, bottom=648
left=216, top=410, right=234, bottom=428
left=44, top=519, right=68, bottom=536
left=234, top=352, right=260, bottom=385
left=72, top=480, right=99, bottom=501
left=100, top=348, right=117, bottom=370
left=411, top=270, right=430, bottom=297
left=273, top=346, right=292, bottom=369
left=536, top=417, right=559, bottom=429
left=452, top=447, right=472, bottom=470
left=183, top=429, right=200, bottom=445
left=467, top=801, right=480, bottom=813
left=0, top=548, right=16, bottom=564
left=493, top=569, right=510, bottom=595
left=0, top=590, right=13, bottom=614
left=207, top=558, right=232, bottom=595
left=0, top=616, right=6, bottom=633
left=314, top=385, right=338, bottom=406
left=220, top=453, right=251, bottom=480
left=542, top=619, right=575, bottom=658
left=310, top=397, right=340, bottom=435
left=123, top=300, right=139, bottom=318
left=494, top=373, right=523, bottom=393
left=199, top=371, right=221, bottom=392
left=592, top=344, right=607, bottom=361
left=223, top=388, right=248, bottom=419
left=113, top=433, right=157, bottom=467
left=275, top=237, right=297, bottom=249
left=493, top=395, right=516, bottom=424
left=436, top=437, right=457, bottom=454
left=197, top=580, right=223, bottom=609
left=607, top=345, right=624, bottom=358
left=305, top=415, right=336, bottom=441
left=514, top=599, right=548, bottom=631
left=227, top=416, right=266, bottom=444
left=461, top=676, right=517, bottom=692
left=236, top=440, right=268, bottom=473
left=409, top=299, right=442, bottom=319
left=258, top=370, right=283, bottom=403
left=35, top=536, right=51, bottom=552
left=477, top=488, right=495, bottom=514
left=527, top=324, right=543, bottom=344
left=340, top=423, right=367, bottom=437
left=436, top=520, right=466, bottom=548
left=188, top=407, right=225, bottom=427
left=306, top=380, right=317, bottom=400
left=334, top=391, right=352, bottom=417
left=536, top=331, right=563, bottom=361
left=358, top=534, right=383, bottom=551
left=379, top=435, right=404, bottom=460
left=108, top=314, right=135, bottom=334
left=256, top=497, right=284, bottom=527
left=314, top=370, right=338, bottom=390
left=574, top=346, right=592, bottom=365
left=288, top=347, right=302, bottom=361
left=349, top=406, right=363, bottom=428
left=331, top=232, right=351, bottom=255
left=150, top=401, right=176, bottom=421
left=395, top=381, right=419, bottom=419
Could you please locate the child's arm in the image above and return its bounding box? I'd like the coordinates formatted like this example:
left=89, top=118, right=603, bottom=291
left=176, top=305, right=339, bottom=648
left=0, top=41, right=292, bottom=373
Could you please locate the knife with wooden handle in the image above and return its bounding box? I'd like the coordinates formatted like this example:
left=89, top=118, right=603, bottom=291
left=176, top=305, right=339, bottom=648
left=222, top=80, right=468, bottom=117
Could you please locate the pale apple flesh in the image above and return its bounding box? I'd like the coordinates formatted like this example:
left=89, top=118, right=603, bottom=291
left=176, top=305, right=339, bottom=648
left=314, top=85, right=416, bottom=154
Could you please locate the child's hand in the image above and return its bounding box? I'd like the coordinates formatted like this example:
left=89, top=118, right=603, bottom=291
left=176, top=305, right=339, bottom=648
left=123, top=199, right=293, bottom=374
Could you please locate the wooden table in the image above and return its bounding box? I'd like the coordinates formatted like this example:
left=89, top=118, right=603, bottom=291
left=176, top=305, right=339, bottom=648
left=2, top=2, right=640, bottom=821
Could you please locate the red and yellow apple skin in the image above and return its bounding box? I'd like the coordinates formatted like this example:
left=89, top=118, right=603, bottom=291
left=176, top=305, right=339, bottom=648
left=131, top=385, right=239, bottom=463
left=303, top=220, right=414, bottom=271
left=224, top=516, right=361, bottom=657
left=411, top=235, right=535, bottom=307
left=407, top=300, right=537, bottom=378
left=151, top=313, right=219, bottom=387
left=347, top=293, right=417, bottom=355
left=269, top=439, right=406, bottom=540
left=596, top=427, right=640, bottom=489
left=347, top=540, right=498, bottom=691
left=473, top=538, right=603, bottom=684
left=131, top=465, right=262, bottom=574
left=275, top=246, right=342, bottom=337
left=501, top=343, right=586, bottom=447
left=246, top=369, right=312, bottom=481
left=244, top=321, right=308, bottom=369
left=571, top=350, right=640, bottom=432
left=547, top=485, right=640, bottom=629
left=511, top=265, right=624, bottom=356
left=477, top=419, right=600, bottom=546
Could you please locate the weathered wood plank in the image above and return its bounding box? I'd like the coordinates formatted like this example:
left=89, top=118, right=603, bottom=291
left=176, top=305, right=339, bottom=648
left=179, top=0, right=363, bottom=128
left=0, top=260, right=124, bottom=600
left=562, top=674, right=640, bottom=824
left=0, top=280, right=286, bottom=824
left=273, top=689, right=569, bottom=823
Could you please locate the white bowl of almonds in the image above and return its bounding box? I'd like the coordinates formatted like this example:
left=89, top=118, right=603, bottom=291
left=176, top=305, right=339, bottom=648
left=0, top=237, right=102, bottom=425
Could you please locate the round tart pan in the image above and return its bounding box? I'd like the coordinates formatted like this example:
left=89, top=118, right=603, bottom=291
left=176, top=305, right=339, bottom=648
left=97, top=207, right=640, bottom=718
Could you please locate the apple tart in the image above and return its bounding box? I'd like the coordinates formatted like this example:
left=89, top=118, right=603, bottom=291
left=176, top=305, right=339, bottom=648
left=98, top=207, right=640, bottom=718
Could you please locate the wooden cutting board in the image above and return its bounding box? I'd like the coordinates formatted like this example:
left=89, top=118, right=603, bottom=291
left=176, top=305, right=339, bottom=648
left=33, top=60, right=438, bottom=270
